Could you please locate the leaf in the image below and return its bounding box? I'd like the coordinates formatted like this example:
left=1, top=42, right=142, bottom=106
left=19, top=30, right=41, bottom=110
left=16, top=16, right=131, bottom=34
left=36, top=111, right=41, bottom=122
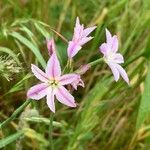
left=136, top=61, right=150, bottom=129
left=10, top=32, right=46, bottom=69
left=34, top=22, right=50, bottom=38
left=0, top=131, right=24, bottom=149
left=143, top=35, right=150, bottom=59
left=5, top=73, right=32, bottom=95
left=24, top=116, right=63, bottom=128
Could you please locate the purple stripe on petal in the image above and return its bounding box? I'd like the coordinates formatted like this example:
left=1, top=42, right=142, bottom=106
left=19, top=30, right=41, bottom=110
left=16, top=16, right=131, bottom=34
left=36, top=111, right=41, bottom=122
left=67, top=41, right=81, bottom=58
left=111, top=35, right=118, bottom=53
left=27, top=83, right=48, bottom=100
left=31, top=64, right=49, bottom=82
left=115, top=64, right=129, bottom=84
left=46, top=87, right=55, bottom=113
left=108, top=63, right=120, bottom=82
left=83, top=26, right=97, bottom=37
left=59, top=74, right=78, bottom=85
left=56, top=86, right=76, bottom=107
left=79, top=37, right=93, bottom=46
left=113, top=53, right=124, bottom=64
left=46, top=53, right=61, bottom=78
left=99, top=43, right=110, bottom=56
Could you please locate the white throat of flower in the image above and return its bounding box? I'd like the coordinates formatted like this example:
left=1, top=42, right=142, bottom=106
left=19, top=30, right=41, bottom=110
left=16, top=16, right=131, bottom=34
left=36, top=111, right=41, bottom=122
left=48, top=79, right=59, bottom=88
left=104, top=52, right=115, bottom=64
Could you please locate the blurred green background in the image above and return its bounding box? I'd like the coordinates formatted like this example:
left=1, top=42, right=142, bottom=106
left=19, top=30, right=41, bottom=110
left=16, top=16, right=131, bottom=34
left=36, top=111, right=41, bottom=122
left=0, top=0, right=150, bottom=149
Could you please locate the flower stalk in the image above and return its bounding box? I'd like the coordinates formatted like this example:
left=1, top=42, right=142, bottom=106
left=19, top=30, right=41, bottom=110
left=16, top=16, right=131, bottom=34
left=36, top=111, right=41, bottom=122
left=49, top=113, right=54, bottom=150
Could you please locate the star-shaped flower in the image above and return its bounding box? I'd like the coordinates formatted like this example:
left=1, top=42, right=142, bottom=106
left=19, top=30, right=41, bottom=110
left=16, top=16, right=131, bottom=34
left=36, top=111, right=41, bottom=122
left=27, top=53, right=84, bottom=112
left=67, top=17, right=96, bottom=58
left=99, top=29, right=129, bottom=84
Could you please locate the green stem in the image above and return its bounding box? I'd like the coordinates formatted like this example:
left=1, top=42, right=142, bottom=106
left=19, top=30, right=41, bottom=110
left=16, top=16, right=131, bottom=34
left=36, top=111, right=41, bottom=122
left=88, top=58, right=104, bottom=67
left=49, top=113, right=54, bottom=150
left=0, top=100, right=31, bottom=129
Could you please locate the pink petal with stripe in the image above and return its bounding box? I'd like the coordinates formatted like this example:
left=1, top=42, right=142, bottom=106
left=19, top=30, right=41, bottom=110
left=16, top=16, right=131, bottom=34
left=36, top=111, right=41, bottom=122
left=115, top=64, right=129, bottom=84
left=105, top=28, right=112, bottom=44
left=31, top=64, right=48, bottom=82
left=46, top=87, right=55, bottom=113
left=59, top=74, right=78, bottom=85
left=67, top=41, right=81, bottom=58
left=113, top=53, right=124, bottom=64
left=111, top=35, right=118, bottom=53
left=83, top=26, right=97, bottom=37
left=27, top=83, right=48, bottom=100
left=46, top=53, right=61, bottom=78
left=79, top=37, right=93, bottom=45
left=99, top=43, right=110, bottom=56
left=71, top=77, right=84, bottom=90
left=108, top=63, right=120, bottom=82
left=55, top=86, right=76, bottom=107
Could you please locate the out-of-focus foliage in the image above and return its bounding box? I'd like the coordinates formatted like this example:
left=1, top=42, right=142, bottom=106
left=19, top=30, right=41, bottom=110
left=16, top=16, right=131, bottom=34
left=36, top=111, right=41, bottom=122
left=0, top=0, right=150, bottom=149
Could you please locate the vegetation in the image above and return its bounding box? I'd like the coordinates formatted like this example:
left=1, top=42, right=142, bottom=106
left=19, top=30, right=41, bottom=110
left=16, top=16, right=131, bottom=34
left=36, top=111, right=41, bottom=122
left=0, top=0, right=150, bottom=149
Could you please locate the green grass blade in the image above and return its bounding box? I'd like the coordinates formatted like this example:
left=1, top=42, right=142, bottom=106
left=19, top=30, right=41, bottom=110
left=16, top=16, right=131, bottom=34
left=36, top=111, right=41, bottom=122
left=24, top=117, right=63, bottom=128
left=5, top=73, right=32, bottom=95
left=136, top=61, right=150, bottom=129
left=10, top=32, right=46, bottom=68
left=0, top=130, right=24, bottom=148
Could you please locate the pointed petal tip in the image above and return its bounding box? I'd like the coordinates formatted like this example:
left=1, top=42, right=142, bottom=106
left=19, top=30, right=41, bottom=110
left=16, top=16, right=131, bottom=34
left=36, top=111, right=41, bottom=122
left=105, top=28, right=108, bottom=33
left=51, top=109, right=55, bottom=113
left=125, top=78, right=130, bottom=85
left=76, top=17, right=80, bottom=25
left=72, top=102, right=77, bottom=107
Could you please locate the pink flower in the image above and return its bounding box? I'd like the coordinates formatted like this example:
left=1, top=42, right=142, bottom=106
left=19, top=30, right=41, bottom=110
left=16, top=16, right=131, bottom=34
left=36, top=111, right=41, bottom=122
left=99, top=29, right=129, bottom=84
left=27, top=53, right=84, bottom=112
left=47, top=38, right=55, bottom=56
left=71, top=75, right=84, bottom=90
left=67, top=17, right=96, bottom=58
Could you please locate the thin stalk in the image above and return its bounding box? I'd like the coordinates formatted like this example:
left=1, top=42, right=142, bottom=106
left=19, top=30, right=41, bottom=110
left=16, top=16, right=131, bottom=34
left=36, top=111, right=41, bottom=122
left=0, top=100, right=31, bottom=129
left=49, top=113, right=54, bottom=150
left=88, top=58, right=104, bottom=67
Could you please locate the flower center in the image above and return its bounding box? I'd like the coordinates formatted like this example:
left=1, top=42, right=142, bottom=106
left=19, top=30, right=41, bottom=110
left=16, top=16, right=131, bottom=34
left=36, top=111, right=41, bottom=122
left=48, top=79, right=59, bottom=88
left=104, top=52, right=114, bottom=63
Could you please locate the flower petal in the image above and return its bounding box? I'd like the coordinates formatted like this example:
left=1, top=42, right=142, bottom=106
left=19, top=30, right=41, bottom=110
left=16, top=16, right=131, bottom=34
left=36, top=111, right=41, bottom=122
left=27, top=83, right=48, bottom=100
left=79, top=37, right=93, bottom=45
left=46, top=87, right=55, bottom=112
left=115, top=64, right=129, bottom=84
left=71, top=77, right=84, bottom=90
left=99, top=43, right=110, bottom=56
left=113, top=53, right=124, bottom=64
left=73, top=17, right=83, bottom=40
left=83, top=26, right=97, bottom=37
left=105, top=28, right=112, bottom=43
left=108, top=63, right=120, bottom=82
left=111, top=35, right=118, bottom=53
left=46, top=53, right=61, bottom=78
left=59, top=74, right=78, bottom=85
left=75, top=17, right=80, bottom=29
left=31, top=64, right=48, bottom=82
left=67, top=41, right=81, bottom=58
left=55, top=86, right=76, bottom=107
